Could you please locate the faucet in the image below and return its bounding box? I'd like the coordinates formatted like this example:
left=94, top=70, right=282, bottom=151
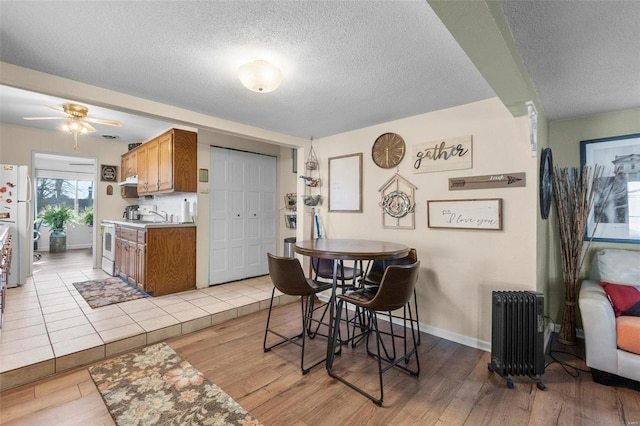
left=149, top=210, right=168, bottom=223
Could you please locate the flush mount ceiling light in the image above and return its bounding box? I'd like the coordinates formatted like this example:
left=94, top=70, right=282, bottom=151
left=24, top=103, right=122, bottom=150
left=238, top=60, right=283, bottom=93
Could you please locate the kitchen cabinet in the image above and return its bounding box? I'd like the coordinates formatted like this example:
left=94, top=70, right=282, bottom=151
left=120, top=150, right=138, bottom=198
left=114, top=223, right=195, bottom=296
left=157, top=132, right=173, bottom=191
left=115, top=226, right=142, bottom=287
left=125, top=128, right=196, bottom=196
left=122, top=151, right=137, bottom=178
left=137, top=140, right=157, bottom=195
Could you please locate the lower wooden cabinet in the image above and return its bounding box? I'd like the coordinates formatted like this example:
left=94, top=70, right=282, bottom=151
left=114, top=225, right=195, bottom=296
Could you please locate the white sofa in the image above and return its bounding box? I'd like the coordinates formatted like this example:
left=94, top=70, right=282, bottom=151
left=579, top=248, right=640, bottom=389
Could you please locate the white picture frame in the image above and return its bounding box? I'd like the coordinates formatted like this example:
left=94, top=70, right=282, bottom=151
left=329, top=153, right=363, bottom=212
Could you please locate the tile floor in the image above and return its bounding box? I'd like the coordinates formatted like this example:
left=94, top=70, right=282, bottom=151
left=0, top=268, right=294, bottom=391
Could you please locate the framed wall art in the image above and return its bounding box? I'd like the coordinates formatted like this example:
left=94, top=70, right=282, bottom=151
left=580, top=133, right=640, bottom=244
left=329, top=153, right=363, bottom=212
left=100, top=164, right=117, bottom=182
left=427, top=198, right=502, bottom=230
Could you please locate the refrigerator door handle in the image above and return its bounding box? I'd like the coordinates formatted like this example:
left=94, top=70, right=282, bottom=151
left=26, top=173, right=33, bottom=202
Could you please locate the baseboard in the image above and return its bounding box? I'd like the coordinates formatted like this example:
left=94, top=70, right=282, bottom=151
left=316, top=293, right=491, bottom=352
left=37, top=243, right=92, bottom=251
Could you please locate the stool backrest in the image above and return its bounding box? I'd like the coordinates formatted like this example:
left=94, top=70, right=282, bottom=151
left=311, top=257, right=334, bottom=279
left=365, top=248, right=417, bottom=285
left=366, top=261, right=420, bottom=312
left=267, top=253, right=315, bottom=296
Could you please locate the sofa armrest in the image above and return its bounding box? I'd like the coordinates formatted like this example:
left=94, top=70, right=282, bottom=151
left=579, top=279, right=618, bottom=375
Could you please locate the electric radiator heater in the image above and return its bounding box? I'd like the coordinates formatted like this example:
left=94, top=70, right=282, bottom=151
left=488, top=291, right=546, bottom=390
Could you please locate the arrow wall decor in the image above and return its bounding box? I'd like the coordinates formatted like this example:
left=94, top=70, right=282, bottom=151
left=449, top=172, right=526, bottom=190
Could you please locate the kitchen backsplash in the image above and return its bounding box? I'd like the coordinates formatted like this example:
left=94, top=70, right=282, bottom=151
left=139, top=193, right=197, bottom=223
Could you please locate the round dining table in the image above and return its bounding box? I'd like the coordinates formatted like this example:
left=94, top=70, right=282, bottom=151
left=294, top=238, right=410, bottom=262
left=294, top=238, right=410, bottom=366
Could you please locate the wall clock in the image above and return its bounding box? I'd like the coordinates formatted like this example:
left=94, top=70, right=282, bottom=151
left=372, top=133, right=405, bottom=169
left=539, top=148, right=553, bottom=219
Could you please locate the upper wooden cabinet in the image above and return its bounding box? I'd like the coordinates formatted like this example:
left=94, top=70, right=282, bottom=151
left=120, top=150, right=138, bottom=198
left=137, top=140, right=156, bottom=195
left=122, top=128, right=197, bottom=197
left=121, top=150, right=137, bottom=178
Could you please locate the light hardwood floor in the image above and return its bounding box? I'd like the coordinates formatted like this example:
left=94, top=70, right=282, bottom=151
left=2, top=250, right=639, bottom=425
left=1, top=299, right=639, bottom=425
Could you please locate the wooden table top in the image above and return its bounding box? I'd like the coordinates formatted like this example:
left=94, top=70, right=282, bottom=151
left=294, top=238, right=409, bottom=261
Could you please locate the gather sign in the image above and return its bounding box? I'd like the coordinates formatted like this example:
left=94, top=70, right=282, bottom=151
left=412, top=135, right=472, bottom=174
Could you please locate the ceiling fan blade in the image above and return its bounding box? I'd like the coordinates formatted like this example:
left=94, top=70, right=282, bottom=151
left=85, top=117, right=122, bottom=127
left=81, top=122, right=97, bottom=133
left=46, top=105, right=68, bottom=114
left=23, top=116, right=66, bottom=120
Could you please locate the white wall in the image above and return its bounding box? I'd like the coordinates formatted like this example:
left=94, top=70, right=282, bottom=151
left=0, top=123, right=130, bottom=268
left=307, top=98, right=537, bottom=348
left=37, top=224, right=93, bottom=251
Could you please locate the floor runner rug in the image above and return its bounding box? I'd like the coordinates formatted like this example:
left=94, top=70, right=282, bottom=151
left=73, top=276, right=149, bottom=309
left=89, top=342, right=261, bottom=426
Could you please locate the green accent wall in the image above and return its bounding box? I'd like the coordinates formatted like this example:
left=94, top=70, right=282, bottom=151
left=547, top=108, right=640, bottom=324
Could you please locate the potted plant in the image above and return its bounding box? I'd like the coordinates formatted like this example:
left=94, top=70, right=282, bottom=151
left=80, top=206, right=94, bottom=227
left=38, top=204, right=77, bottom=253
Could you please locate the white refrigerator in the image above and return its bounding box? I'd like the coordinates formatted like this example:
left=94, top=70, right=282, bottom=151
left=0, top=164, right=32, bottom=287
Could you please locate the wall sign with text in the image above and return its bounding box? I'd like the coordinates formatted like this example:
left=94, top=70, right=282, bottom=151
left=413, top=135, right=472, bottom=174
left=427, top=198, right=502, bottom=230
left=100, top=164, right=118, bottom=182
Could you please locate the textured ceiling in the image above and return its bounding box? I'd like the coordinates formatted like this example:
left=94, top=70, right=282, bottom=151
left=0, top=1, right=637, bottom=145
left=500, top=0, right=640, bottom=120
left=0, top=1, right=494, bottom=141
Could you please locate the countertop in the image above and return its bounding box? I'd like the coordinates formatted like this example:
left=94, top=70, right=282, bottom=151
left=101, top=219, right=196, bottom=229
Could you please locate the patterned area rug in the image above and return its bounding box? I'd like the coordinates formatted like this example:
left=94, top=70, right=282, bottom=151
left=73, top=277, right=149, bottom=309
left=89, top=342, right=261, bottom=426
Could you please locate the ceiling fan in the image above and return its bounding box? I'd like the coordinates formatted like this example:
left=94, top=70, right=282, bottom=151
left=24, top=103, right=122, bottom=150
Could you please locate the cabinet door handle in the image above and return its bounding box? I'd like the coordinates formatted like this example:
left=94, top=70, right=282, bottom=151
left=237, top=214, right=240, bottom=217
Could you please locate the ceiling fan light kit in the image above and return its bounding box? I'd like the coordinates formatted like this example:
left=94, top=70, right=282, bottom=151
left=23, top=102, right=122, bottom=150
left=238, top=60, right=283, bottom=93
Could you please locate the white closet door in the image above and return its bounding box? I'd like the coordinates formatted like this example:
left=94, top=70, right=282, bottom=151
left=228, top=150, right=248, bottom=282
left=210, top=148, right=230, bottom=283
left=210, top=147, right=276, bottom=285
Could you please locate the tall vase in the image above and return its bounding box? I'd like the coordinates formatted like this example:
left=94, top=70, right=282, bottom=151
left=558, top=276, right=579, bottom=345
left=552, top=166, right=602, bottom=347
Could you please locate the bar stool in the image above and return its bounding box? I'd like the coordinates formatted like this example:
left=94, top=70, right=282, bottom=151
left=328, top=261, right=421, bottom=406
left=361, top=248, right=421, bottom=344
left=312, top=257, right=367, bottom=345
left=311, top=257, right=363, bottom=290
left=264, top=253, right=333, bottom=374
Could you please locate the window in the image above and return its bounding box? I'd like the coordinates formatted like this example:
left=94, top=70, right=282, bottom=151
left=35, top=177, right=94, bottom=217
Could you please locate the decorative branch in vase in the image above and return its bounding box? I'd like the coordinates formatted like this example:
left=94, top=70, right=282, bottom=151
left=552, top=165, right=603, bottom=345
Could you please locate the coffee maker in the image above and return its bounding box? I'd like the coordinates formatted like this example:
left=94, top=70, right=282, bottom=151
left=123, top=205, right=139, bottom=220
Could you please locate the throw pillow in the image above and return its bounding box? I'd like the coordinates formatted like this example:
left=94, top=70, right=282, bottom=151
left=600, top=281, right=640, bottom=317
left=596, top=249, right=640, bottom=286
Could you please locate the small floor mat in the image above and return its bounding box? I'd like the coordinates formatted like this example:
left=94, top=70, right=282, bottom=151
left=73, top=277, right=149, bottom=309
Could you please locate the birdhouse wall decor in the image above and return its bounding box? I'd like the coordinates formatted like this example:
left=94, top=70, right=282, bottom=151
left=378, top=173, right=417, bottom=229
